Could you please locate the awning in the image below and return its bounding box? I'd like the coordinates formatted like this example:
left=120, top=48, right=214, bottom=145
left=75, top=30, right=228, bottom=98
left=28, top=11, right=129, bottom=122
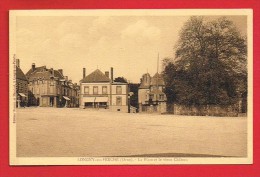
left=19, top=93, right=27, bottom=97
left=63, top=96, right=70, bottom=101
left=83, top=97, right=95, bottom=102
left=95, top=97, right=108, bottom=102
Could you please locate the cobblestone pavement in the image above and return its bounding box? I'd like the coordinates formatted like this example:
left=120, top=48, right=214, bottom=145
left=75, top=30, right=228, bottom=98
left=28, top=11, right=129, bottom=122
left=16, top=107, right=247, bottom=157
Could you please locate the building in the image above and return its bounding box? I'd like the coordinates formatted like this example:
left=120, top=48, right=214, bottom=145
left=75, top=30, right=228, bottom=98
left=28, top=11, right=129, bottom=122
left=16, top=59, right=28, bottom=108
left=79, top=67, right=129, bottom=112
left=138, top=72, right=167, bottom=113
left=69, top=83, right=80, bottom=108
left=26, top=63, right=79, bottom=107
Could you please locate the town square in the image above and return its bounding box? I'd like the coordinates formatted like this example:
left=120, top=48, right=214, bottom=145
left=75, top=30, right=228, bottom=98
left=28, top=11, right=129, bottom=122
left=17, top=107, right=247, bottom=157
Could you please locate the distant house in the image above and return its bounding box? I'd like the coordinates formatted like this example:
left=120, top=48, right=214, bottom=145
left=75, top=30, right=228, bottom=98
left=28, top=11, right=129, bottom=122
left=138, top=72, right=167, bottom=113
left=16, top=59, right=28, bottom=108
left=79, top=67, right=129, bottom=112
left=26, top=63, right=79, bottom=107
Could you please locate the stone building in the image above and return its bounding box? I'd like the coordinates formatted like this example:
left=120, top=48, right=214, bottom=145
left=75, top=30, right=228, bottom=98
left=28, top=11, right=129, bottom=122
left=16, top=59, right=28, bottom=108
left=138, top=72, right=167, bottom=113
left=79, top=67, right=129, bottom=112
left=26, top=63, right=79, bottom=107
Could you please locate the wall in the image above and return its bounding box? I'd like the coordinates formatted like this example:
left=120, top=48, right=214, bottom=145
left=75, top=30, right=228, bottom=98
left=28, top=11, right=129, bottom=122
left=80, top=83, right=110, bottom=108
left=80, top=83, right=110, bottom=95
left=138, top=88, right=149, bottom=104
left=80, top=82, right=128, bottom=110
left=16, top=78, right=28, bottom=107
left=167, top=104, right=241, bottom=117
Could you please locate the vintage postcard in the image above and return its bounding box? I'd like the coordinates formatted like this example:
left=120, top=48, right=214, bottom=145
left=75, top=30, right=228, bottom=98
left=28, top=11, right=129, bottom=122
left=9, top=9, right=253, bottom=165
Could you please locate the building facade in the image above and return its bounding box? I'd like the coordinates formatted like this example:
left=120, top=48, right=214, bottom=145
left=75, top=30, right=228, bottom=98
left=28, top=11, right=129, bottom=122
left=16, top=59, right=28, bottom=108
left=138, top=72, right=167, bottom=113
left=79, top=68, right=129, bottom=112
left=26, top=63, right=79, bottom=107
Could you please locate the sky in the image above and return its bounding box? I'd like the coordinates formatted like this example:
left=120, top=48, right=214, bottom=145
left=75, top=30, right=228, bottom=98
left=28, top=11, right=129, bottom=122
left=15, top=14, right=247, bottom=83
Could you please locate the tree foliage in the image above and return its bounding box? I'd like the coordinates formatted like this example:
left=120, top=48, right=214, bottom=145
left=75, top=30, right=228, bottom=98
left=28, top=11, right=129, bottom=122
left=163, top=16, right=247, bottom=107
left=114, top=77, right=128, bottom=83
left=129, top=83, right=140, bottom=109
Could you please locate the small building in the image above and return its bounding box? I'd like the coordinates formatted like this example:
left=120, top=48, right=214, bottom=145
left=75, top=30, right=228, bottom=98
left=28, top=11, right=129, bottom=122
left=16, top=59, right=28, bottom=108
left=26, top=63, right=79, bottom=107
left=79, top=67, right=128, bottom=112
left=138, top=72, right=167, bottom=113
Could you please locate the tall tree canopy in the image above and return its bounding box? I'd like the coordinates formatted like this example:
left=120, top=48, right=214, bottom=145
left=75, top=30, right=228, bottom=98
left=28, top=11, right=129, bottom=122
left=163, top=16, right=247, bottom=107
left=114, top=77, right=128, bottom=83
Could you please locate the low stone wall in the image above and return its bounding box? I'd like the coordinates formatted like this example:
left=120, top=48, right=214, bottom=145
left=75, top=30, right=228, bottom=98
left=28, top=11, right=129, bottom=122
left=139, top=103, right=167, bottom=114
left=167, top=104, right=242, bottom=117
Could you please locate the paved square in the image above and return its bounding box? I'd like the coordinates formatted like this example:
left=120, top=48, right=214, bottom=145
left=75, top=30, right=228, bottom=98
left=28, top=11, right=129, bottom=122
left=16, top=108, right=247, bottom=157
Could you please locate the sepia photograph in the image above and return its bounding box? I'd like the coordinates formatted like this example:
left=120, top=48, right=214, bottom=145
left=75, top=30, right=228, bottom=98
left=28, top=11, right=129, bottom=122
left=9, top=9, right=253, bottom=165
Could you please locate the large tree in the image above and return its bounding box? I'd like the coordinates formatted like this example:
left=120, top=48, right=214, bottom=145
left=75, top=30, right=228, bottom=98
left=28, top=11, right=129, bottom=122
left=163, top=16, right=247, bottom=107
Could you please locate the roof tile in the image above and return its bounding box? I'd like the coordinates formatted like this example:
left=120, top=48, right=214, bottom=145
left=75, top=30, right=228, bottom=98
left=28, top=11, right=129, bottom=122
left=81, top=69, right=111, bottom=83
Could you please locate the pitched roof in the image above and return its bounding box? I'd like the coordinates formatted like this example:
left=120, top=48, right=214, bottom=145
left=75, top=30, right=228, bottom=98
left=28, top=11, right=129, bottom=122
left=16, top=66, right=28, bottom=81
left=26, top=66, right=46, bottom=76
left=81, top=69, right=111, bottom=83
left=151, top=73, right=165, bottom=86
left=26, top=66, right=64, bottom=81
left=150, top=89, right=165, bottom=95
left=139, top=85, right=150, bottom=89
left=139, top=73, right=151, bottom=89
left=53, top=70, right=63, bottom=78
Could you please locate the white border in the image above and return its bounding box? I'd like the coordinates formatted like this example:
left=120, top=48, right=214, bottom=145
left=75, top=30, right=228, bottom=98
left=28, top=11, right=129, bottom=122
left=9, top=9, right=253, bottom=165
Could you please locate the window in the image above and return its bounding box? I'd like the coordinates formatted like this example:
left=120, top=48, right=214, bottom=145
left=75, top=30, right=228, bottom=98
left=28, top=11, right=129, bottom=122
left=159, top=94, right=164, bottom=100
left=102, top=86, right=107, bottom=94
left=50, top=80, right=54, bottom=86
left=93, top=86, right=98, bottom=94
left=84, top=86, right=89, bottom=94
left=116, top=96, right=122, bottom=106
left=50, top=86, right=54, bottom=94
left=151, top=86, right=157, bottom=91
left=42, top=85, right=45, bottom=94
left=116, top=86, right=122, bottom=94
left=149, top=94, right=154, bottom=100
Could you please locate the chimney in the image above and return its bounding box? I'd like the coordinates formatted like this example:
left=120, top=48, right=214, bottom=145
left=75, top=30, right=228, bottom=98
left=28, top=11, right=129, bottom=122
left=110, top=67, right=114, bottom=82
left=32, top=63, right=36, bottom=71
left=69, top=80, right=72, bottom=83
left=58, top=69, right=63, bottom=76
left=105, top=71, right=109, bottom=78
left=16, top=59, right=20, bottom=68
left=50, top=68, right=54, bottom=76
left=65, top=76, right=68, bottom=81
left=83, top=68, right=86, bottom=79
